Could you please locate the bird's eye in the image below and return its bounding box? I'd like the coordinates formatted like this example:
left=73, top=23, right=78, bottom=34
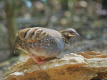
left=68, top=31, right=73, bottom=33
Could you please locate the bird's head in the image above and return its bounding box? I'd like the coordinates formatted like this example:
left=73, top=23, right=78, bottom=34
left=60, top=28, right=79, bottom=43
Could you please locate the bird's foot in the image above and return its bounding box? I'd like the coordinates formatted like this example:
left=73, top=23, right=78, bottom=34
left=37, top=61, right=47, bottom=64
left=29, top=55, right=47, bottom=70
left=35, top=61, right=47, bottom=70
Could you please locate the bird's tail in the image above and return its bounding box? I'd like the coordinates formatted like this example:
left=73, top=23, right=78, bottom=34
left=14, top=36, right=20, bottom=54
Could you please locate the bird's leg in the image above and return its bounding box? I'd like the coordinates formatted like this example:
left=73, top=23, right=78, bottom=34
left=29, top=55, right=46, bottom=69
left=37, top=57, right=43, bottom=61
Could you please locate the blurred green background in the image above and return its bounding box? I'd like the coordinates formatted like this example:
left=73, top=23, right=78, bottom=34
left=0, top=0, right=107, bottom=79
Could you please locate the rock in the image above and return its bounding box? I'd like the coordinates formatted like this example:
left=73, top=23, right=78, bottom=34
left=3, top=51, right=107, bottom=80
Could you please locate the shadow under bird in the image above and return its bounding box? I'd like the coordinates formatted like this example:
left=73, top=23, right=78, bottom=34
left=14, top=27, right=79, bottom=68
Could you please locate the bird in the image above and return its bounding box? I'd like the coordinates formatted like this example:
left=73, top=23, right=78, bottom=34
left=14, top=27, right=79, bottom=68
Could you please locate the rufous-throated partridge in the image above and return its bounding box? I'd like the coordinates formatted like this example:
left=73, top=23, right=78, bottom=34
left=14, top=27, right=79, bottom=68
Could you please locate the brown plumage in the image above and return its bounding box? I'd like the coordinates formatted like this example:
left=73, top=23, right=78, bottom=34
left=14, top=27, right=79, bottom=68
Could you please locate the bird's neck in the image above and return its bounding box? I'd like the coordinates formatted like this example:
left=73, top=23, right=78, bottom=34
left=62, top=35, right=71, bottom=44
left=60, top=31, right=71, bottom=44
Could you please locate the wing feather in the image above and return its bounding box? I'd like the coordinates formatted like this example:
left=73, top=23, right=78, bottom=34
left=16, top=27, right=49, bottom=43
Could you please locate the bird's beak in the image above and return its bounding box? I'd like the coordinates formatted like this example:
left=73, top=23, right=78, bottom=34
left=75, top=32, right=80, bottom=36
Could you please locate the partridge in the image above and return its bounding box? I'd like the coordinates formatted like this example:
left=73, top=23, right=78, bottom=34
left=14, top=27, right=79, bottom=68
